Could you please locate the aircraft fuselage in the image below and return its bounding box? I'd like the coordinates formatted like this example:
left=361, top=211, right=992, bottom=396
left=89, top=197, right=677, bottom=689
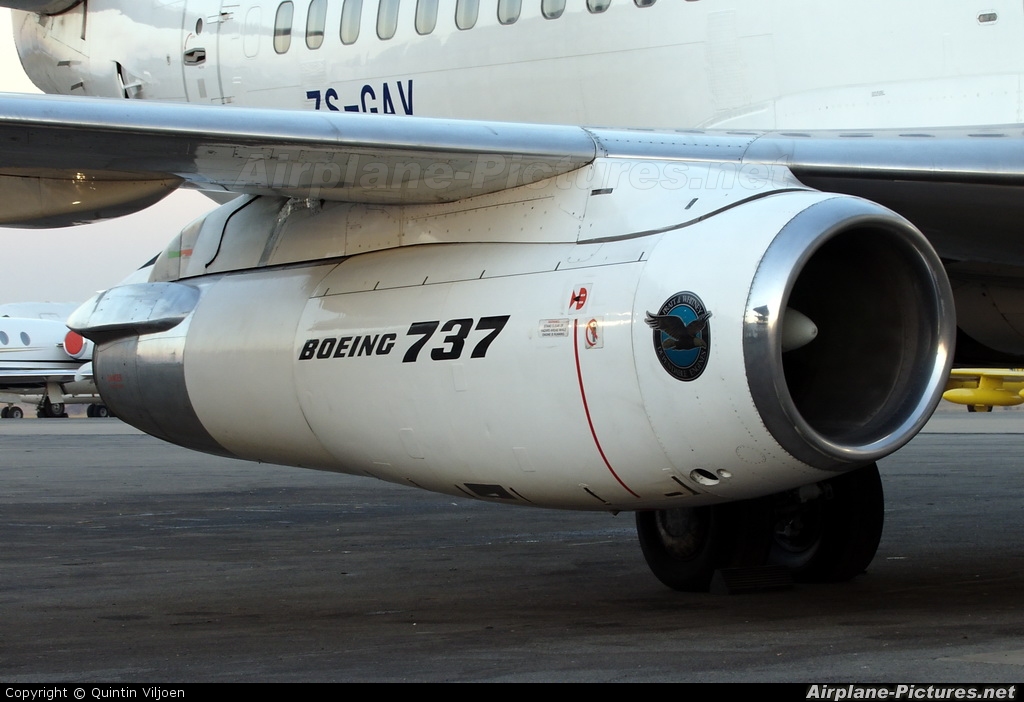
left=13, top=0, right=1024, bottom=130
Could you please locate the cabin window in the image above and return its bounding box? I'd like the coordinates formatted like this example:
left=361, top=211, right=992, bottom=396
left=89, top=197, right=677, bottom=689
left=273, top=2, right=294, bottom=54
left=340, top=0, right=362, bottom=44
left=416, top=0, right=438, bottom=35
left=19, top=332, right=30, bottom=346
left=587, top=0, right=611, bottom=12
left=378, top=0, right=400, bottom=40
left=497, top=0, right=521, bottom=25
left=455, top=0, right=478, bottom=30
left=542, top=0, right=565, bottom=19
left=635, top=0, right=656, bottom=6
left=306, top=0, right=328, bottom=49
left=0, top=331, right=7, bottom=345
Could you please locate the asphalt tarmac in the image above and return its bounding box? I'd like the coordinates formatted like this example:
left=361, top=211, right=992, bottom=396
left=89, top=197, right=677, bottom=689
left=2, top=408, right=1024, bottom=682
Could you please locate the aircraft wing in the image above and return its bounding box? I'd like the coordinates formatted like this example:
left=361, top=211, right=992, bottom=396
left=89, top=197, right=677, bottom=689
left=1, top=91, right=1024, bottom=271
left=0, top=366, right=81, bottom=388
left=0, top=92, right=596, bottom=226
left=743, top=128, right=1024, bottom=268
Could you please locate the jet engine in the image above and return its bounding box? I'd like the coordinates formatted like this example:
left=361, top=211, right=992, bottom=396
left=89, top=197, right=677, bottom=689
left=69, top=165, right=955, bottom=591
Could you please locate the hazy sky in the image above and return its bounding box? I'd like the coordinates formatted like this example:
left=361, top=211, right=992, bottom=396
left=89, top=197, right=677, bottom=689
left=0, top=11, right=214, bottom=305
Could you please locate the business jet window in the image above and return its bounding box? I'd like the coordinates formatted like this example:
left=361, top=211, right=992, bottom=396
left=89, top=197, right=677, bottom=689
left=416, top=0, right=438, bottom=35
left=340, top=0, right=362, bottom=45
left=274, top=1, right=294, bottom=54
left=306, top=0, right=328, bottom=49
left=378, top=0, right=400, bottom=40
left=0, top=331, right=7, bottom=345
left=20, top=332, right=30, bottom=346
left=542, top=0, right=565, bottom=19
left=635, top=0, right=656, bottom=6
left=587, top=0, right=610, bottom=12
left=498, top=0, right=521, bottom=25
left=455, top=0, right=478, bottom=30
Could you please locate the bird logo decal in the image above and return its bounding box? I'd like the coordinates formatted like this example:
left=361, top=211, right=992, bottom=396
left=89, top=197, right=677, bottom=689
left=645, top=310, right=712, bottom=351
left=646, top=291, right=711, bottom=381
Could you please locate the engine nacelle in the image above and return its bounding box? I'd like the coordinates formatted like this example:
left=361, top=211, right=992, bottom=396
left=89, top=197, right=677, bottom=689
left=0, top=1, right=81, bottom=13
left=71, top=182, right=954, bottom=511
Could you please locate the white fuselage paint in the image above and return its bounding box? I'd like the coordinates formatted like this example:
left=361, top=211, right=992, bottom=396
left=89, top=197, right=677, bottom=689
left=13, top=1, right=1024, bottom=130
left=0, top=317, right=83, bottom=371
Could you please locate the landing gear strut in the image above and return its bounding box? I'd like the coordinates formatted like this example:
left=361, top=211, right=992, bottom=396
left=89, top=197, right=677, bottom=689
left=636, top=463, right=884, bottom=591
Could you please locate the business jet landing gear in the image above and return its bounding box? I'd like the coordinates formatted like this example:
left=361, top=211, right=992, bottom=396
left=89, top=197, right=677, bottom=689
left=86, top=404, right=110, bottom=418
left=36, top=397, right=67, bottom=418
left=1, top=406, right=23, bottom=419
left=636, top=463, right=884, bottom=591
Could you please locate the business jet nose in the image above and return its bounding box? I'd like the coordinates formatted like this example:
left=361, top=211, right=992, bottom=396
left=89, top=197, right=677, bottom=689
left=781, top=308, right=818, bottom=352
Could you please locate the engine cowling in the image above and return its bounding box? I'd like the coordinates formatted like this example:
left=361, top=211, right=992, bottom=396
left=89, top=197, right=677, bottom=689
left=0, top=1, right=81, bottom=13
left=70, top=181, right=954, bottom=511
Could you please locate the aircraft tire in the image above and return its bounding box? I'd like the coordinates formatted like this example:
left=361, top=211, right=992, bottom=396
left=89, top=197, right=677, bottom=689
left=768, top=463, right=884, bottom=583
left=1, top=407, right=7, bottom=418
left=9, top=406, right=23, bottom=419
left=636, top=500, right=772, bottom=592
left=40, top=399, right=67, bottom=418
left=966, top=405, right=994, bottom=413
left=94, top=405, right=109, bottom=418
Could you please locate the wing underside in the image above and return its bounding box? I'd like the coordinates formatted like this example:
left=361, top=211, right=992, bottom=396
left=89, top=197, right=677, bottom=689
left=1, top=92, right=1024, bottom=272
left=0, top=367, right=80, bottom=387
left=0, top=93, right=597, bottom=226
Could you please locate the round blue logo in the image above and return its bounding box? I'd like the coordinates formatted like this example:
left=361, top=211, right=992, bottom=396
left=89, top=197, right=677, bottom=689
left=645, top=292, right=712, bottom=381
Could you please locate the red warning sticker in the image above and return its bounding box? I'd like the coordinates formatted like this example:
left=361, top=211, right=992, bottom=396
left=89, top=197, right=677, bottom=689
left=568, top=284, right=591, bottom=313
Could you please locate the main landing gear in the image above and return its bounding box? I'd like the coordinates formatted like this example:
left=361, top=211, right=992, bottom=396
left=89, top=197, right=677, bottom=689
left=636, top=463, right=884, bottom=591
left=36, top=397, right=67, bottom=418
left=0, top=406, right=24, bottom=419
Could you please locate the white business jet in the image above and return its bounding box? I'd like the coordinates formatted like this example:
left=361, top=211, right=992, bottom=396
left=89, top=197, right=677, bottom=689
left=0, top=302, right=106, bottom=417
